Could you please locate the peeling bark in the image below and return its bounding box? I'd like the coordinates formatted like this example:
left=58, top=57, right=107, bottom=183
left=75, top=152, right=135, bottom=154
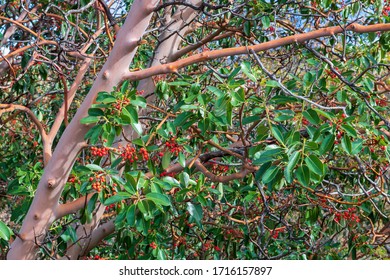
left=7, top=0, right=159, bottom=260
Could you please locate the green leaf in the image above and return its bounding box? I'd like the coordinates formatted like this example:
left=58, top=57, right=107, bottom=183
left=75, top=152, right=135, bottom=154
left=319, top=134, right=335, bottom=156
left=162, top=152, right=171, bottom=170
left=187, top=202, right=203, bottom=225
left=261, top=16, right=271, bottom=29
left=179, top=172, right=190, bottom=188
left=262, top=165, right=280, bottom=184
left=244, top=21, right=251, bottom=36
left=132, top=96, right=147, bottom=108
left=231, top=88, right=246, bottom=105
left=351, top=139, right=363, bottom=155
left=104, top=192, right=132, bottom=205
left=285, top=151, right=300, bottom=183
left=253, top=147, right=283, bottom=165
left=0, top=221, right=11, bottom=241
left=121, top=80, right=129, bottom=94
left=296, top=165, right=310, bottom=187
left=341, top=124, right=357, bottom=138
left=87, top=193, right=98, bottom=214
left=123, top=105, right=138, bottom=123
left=303, top=109, right=320, bottom=125
left=305, top=154, right=325, bottom=176
left=241, top=61, right=256, bottom=82
left=266, top=80, right=279, bottom=88
left=271, top=125, right=284, bottom=144
left=137, top=200, right=150, bottom=216
left=126, top=204, right=136, bottom=226
left=88, top=108, right=104, bottom=117
left=178, top=152, right=186, bottom=168
left=84, top=124, right=103, bottom=144
left=80, top=116, right=99, bottom=124
left=146, top=193, right=171, bottom=206
left=174, top=112, right=192, bottom=127
left=341, top=134, right=352, bottom=155
left=21, top=53, right=31, bottom=68
left=131, top=122, right=143, bottom=135
left=96, top=92, right=116, bottom=103
left=85, top=164, right=104, bottom=172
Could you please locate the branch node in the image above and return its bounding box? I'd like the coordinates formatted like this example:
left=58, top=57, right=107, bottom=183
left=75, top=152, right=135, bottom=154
left=102, top=70, right=110, bottom=80
left=47, top=178, right=56, bottom=189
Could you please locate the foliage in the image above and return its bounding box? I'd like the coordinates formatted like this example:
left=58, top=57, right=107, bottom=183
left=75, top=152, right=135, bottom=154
left=1, top=0, right=390, bottom=260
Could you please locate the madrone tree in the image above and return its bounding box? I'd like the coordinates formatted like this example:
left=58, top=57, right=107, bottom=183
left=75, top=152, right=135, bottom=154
left=1, top=0, right=390, bottom=260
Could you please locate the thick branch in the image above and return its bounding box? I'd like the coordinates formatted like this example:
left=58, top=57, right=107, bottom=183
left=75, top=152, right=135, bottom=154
left=169, top=27, right=224, bottom=62
left=124, top=23, right=390, bottom=81
left=0, top=40, right=59, bottom=63
left=56, top=193, right=95, bottom=219
left=0, top=104, right=47, bottom=139
left=194, top=160, right=251, bottom=183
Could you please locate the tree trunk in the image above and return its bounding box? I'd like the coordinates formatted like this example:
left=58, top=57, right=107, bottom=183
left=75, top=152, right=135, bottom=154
left=7, top=0, right=159, bottom=260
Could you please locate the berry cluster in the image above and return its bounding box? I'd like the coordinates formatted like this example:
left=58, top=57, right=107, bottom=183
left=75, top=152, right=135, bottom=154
left=334, top=207, right=360, bottom=223
left=139, top=147, right=149, bottom=161
left=112, top=97, right=130, bottom=113
left=91, top=146, right=109, bottom=157
left=120, top=144, right=150, bottom=163
left=375, top=98, right=388, bottom=107
left=271, top=227, right=285, bottom=239
left=159, top=171, right=176, bottom=177
left=333, top=114, right=347, bottom=145
left=89, top=173, right=106, bottom=192
left=67, top=175, right=79, bottom=184
left=225, top=228, right=243, bottom=238
left=173, top=236, right=187, bottom=248
left=211, top=163, right=229, bottom=174
left=105, top=203, right=116, bottom=212
left=120, top=144, right=137, bottom=162
left=165, top=137, right=183, bottom=156
left=214, top=245, right=221, bottom=252
left=383, top=1, right=390, bottom=16
left=267, top=26, right=275, bottom=32
left=202, top=240, right=213, bottom=251
left=325, top=67, right=339, bottom=78
left=149, top=242, right=157, bottom=249
left=364, top=135, right=387, bottom=153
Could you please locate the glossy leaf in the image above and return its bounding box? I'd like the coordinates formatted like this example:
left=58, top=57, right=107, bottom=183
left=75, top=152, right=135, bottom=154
left=146, top=193, right=171, bottom=206
left=296, top=165, right=310, bottom=187
left=305, top=154, right=325, bottom=176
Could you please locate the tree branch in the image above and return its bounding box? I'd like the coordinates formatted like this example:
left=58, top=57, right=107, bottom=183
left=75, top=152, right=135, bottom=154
left=56, top=193, right=95, bottom=219
left=123, top=23, right=390, bottom=82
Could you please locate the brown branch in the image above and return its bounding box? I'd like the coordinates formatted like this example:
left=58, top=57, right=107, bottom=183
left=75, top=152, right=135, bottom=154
left=0, top=15, right=41, bottom=39
left=375, top=81, right=390, bottom=93
left=0, top=104, right=47, bottom=139
left=169, top=27, right=224, bottom=62
left=59, top=74, right=69, bottom=126
left=193, top=160, right=251, bottom=183
left=0, top=103, right=54, bottom=165
left=56, top=193, right=95, bottom=219
left=43, top=13, right=89, bottom=38
left=97, top=0, right=120, bottom=33
left=207, top=140, right=244, bottom=160
left=0, top=40, right=59, bottom=63
left=227, top=215, right=261, bottom=225
left=83, top=219, right=115, bottom=255
left=124, top=23, right=390, bottom=81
